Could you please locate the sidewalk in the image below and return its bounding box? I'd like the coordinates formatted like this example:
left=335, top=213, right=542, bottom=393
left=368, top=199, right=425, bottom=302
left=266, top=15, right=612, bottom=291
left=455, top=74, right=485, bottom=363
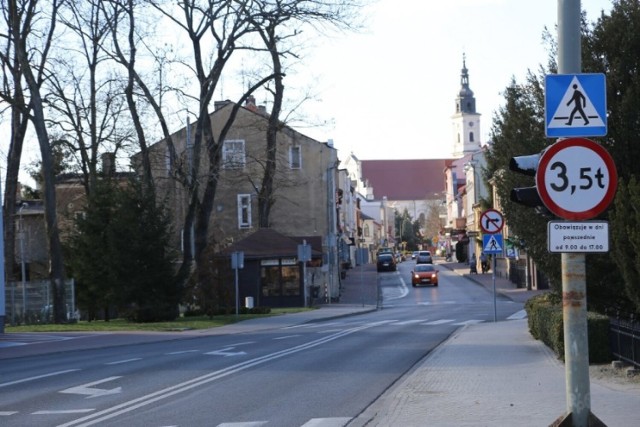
left=343, top=260, right=640, bottom=427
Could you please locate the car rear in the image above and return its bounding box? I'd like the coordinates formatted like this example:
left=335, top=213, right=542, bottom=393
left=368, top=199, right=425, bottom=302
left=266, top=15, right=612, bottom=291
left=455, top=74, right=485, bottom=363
left=377, top=254, right=396, bottom=272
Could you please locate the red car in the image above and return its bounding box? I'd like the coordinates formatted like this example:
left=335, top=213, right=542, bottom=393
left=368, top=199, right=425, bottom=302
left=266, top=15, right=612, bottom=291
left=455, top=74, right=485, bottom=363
left=411, top=264, right=439, bottom=287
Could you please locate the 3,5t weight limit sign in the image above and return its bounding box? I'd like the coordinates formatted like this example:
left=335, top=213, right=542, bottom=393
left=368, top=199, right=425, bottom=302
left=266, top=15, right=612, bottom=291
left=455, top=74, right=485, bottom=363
left=536, top=137, right=617, bottom=220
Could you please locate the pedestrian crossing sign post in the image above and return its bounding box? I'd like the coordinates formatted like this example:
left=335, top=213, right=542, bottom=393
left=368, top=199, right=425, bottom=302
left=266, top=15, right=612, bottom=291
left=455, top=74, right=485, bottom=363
left=482, top=234, right=503, bottom=255
left=545, top=73, right=607, bottom=137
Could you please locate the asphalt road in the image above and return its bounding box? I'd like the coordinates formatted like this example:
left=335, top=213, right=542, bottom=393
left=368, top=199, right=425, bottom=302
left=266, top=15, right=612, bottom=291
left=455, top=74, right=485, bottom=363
left=0, top=261, right=525, bottom=427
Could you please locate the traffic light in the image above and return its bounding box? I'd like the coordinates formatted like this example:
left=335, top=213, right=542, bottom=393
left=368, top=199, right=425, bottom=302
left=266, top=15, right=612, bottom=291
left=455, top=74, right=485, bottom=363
left=509, top=153, right=543, bottom=208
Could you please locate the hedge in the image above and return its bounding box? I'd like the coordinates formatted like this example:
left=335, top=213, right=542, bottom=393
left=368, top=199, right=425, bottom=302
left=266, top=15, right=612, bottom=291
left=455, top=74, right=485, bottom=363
left=525, top=293, right=611, bottom=363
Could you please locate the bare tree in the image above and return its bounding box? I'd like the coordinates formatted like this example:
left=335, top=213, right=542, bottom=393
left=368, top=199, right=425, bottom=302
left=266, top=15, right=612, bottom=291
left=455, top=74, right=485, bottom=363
left=0, top=1, right=32, bottom=281
left=4, top=0, right=68, bottom=323
left=44, top=0, right=132, bottom=196
left=245, top=0, right=362, bottom=227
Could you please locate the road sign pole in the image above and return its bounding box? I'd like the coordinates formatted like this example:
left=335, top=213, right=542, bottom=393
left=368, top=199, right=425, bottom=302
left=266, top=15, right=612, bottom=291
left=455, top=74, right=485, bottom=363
left=492, top=256, right=497, bottom=323
left=554, top=2, right=593, bottom=426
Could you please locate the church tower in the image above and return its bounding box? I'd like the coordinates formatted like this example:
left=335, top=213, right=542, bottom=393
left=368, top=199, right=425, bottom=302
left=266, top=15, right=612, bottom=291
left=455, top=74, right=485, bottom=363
left=451, top=54, right=481, bottom=158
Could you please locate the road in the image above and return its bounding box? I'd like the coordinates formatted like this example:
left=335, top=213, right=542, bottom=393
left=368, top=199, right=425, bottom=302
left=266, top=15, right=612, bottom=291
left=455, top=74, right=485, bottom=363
left=0, top=261, right=525, bottom=427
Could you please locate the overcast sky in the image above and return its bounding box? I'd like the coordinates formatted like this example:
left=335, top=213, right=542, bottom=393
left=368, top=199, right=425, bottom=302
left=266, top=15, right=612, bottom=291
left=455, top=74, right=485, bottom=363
left=299, top=0, right=614, bottom=161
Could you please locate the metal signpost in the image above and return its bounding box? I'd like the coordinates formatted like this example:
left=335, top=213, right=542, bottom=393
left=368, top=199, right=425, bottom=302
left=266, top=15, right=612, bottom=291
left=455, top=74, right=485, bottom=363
left=231, top=251, right=244, bottom=317
left=297, top=241, right=311, bottom=307
left=480, top=209, right=504, bottom=323
left=545, top=2, right=614, bottom=425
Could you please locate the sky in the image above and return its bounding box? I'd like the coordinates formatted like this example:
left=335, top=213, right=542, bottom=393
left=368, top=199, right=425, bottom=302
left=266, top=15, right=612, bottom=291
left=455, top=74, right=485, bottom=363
left=299, top=0, right=614, bottom=161
left=6, top=0, right=615, bottom=186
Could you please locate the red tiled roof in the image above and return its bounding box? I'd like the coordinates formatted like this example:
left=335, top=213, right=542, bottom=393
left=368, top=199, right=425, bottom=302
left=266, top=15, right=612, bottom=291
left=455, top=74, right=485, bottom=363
left=361, top=159, right=454, bottom=201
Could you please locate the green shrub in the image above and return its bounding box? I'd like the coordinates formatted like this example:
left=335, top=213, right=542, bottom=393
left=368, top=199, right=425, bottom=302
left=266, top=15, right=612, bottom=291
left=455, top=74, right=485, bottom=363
left=525, top=293, right=611, bottom=363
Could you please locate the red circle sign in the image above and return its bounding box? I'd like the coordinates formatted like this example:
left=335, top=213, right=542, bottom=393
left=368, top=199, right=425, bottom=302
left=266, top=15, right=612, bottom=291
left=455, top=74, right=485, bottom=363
left=536, top=138, right=617, bottom=220
left=480, top=209, right=504, bottom=234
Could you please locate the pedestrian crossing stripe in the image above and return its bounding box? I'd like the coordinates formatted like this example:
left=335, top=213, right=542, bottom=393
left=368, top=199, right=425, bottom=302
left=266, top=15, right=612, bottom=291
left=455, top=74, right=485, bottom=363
left=483, top=234, right=502, bottom=253
left=545, top=73, right=607, bottom=137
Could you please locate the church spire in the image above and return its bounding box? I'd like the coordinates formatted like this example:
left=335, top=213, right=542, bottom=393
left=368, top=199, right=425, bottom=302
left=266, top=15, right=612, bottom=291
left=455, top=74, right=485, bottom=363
left=456, top=53, right=476, bottom=114
left=451, top=53, right=481, bottom=158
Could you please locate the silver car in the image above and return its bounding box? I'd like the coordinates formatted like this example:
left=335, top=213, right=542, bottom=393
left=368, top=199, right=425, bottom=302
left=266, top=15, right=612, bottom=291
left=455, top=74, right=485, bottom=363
left=416, top=250, right=433, bottom=264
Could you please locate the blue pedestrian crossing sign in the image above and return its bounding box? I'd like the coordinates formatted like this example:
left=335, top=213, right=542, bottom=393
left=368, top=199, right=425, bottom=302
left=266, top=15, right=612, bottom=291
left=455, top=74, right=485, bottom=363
left=482, top=234, right=503, bottom=255
left=545, top=73, right=607, bottom=137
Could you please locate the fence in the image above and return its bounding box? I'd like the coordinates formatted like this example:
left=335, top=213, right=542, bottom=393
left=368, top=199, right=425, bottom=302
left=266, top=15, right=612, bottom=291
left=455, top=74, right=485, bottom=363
left=4, top=279, right=76, bottom=325
left=609, top=313, right=640, bottom=369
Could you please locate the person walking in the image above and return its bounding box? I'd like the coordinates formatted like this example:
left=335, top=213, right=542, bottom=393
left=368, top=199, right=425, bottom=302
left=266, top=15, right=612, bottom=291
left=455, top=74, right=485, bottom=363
left=566, top=83, right=589, bottom=126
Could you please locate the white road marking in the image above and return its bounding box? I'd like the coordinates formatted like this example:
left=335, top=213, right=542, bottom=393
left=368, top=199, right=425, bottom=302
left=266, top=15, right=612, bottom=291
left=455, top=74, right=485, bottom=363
left=166, top=350, right=199, bottom=355
left=57, top=322, right=388, bottom=427
left=105, top=358, right=142, bottom=365
left=0, top=411, right=18, bottom=415
left=301, top=418, right=352, bottom=426
left=421, top=319, right=455, bottom=325
left=394, top=319, right=429, bottom=325
left=273, top=335, right=300, bottom=340
left=32, top=409, right=95, bottom=415
left=0, top=369, right=80, bottom=388
left=60, top=377, right=122, bottom=399
left=507, top=309, right=527, bottom=320
left=205, top=347, right=247, bottom=357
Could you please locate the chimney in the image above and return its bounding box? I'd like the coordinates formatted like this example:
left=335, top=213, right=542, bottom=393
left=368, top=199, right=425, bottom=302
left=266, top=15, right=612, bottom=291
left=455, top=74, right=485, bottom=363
left=245, top=95, right=258, bottom=112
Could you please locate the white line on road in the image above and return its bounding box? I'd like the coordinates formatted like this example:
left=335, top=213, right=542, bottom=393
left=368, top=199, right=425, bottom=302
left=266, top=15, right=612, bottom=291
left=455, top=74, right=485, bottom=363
left=105, top=358, right=142, bottom=365
left=452, top=320, right=485, bottom=326
left=58, top=322, right=389, bottom=427
left=33, top=409, right=95, bottom=415
left=166, top=350, right=199, bottom=355
left=60, top=377, right=122, bottom=399
left=0, top=369, right=80, bottom=388
left=421, top=319, right=455, bottom=325
left=301, top=418, right=352, bottom=426
left=205, top=347, right=247, bottom=357
left=394, top=319, right=430, bottom=325
left=272, top=335, right=300, bottom=340
left=507, top=309, right=527, bottom=320
left=0, top=411, right=18, bottom=415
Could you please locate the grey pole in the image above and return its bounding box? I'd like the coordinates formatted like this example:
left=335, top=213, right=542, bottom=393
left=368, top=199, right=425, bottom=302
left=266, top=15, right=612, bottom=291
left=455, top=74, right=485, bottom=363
left=0, top=178, right=5, bottom=333
left=557, top=1, right=592, bottom=426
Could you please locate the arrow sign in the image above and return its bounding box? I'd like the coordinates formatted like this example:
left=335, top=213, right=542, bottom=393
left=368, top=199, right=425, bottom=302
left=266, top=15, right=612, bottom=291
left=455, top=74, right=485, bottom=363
left=205, top=347, right=247, bottom=357
left=480, top=209, right=504, bottom=234
left=60, top=376, right=122, bottom=399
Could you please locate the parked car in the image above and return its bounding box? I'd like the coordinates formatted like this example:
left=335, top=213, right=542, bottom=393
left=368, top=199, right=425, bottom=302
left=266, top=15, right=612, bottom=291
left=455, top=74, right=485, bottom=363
left=411, top=264, right=439, bottom=287
left=377, top=253, right=397, bottom=272
left=416, top=250, right=433, bottom=264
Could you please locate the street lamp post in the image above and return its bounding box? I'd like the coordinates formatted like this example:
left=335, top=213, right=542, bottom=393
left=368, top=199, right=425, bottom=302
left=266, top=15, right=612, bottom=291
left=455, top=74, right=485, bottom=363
left=19, top=203, right=28, bottom=320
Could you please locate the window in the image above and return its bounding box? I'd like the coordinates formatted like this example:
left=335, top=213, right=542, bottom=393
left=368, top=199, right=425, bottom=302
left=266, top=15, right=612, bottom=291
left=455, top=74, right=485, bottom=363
left=469, top=132, right=475, bottom=142
left=223, top=140, right=245, bottom=169
left=237, top=194, right=252, bottom=229
left=289, top=146, right=301, bottom=169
